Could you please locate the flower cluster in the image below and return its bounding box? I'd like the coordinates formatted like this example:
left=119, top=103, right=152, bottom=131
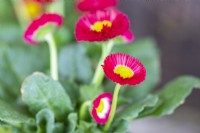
left=74, top=0, right=142, bottom=127
left=92, top=53, right=146, bottom=124
left=22, top=0, right=145, bottom=131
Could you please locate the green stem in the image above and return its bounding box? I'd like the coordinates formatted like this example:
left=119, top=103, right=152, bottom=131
left=91, top=40, right=114, bottom=86
left=45, top=34, right=58, bottom=80
left=79, top=101, right=91, bottom=120
left=103, top=84, right=121, bottom=131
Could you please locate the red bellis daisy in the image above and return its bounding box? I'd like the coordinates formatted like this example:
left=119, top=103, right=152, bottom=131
left=92, top=92, right=112, bottom=124
left=75, top=9, right=130, bottom=42
left=24, top=13, right=62, bottom=44
left=102, top=53, right=146, bottom=86
left=76, top=0, right=117, bottom=12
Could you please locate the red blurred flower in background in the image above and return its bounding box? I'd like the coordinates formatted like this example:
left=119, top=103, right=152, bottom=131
left=76, top=0, right=117, bottom=12
left=75, top=9, right=130, bottom=42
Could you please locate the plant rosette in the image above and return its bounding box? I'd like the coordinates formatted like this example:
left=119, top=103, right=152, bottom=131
left=1, top=1, right=200, bottom=133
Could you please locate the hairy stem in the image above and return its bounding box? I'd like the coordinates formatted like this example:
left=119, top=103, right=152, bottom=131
left=45, top=34, right=58, bottom=80
left=103, top=84, right=121, bottom=131
left=91, top=40, right=114, bottom=86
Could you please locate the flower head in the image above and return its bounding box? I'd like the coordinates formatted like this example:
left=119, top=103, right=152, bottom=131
left=75, top=9, right=130, bottom=42
left=102, top=53, right=146, bottom=86
left=24, top=13, right=63, bottom=44
left=76, top=0, right=117, bottom=12
left=92, top=92, right=112, bottom=124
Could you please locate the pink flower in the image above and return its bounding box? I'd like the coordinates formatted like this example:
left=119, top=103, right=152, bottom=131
left=92, top=92, right=112, bottom=124
left=24, top=13, right=62, bottom=44
left=102, top=53, right=146, bottom=86
left=75, top=9, right=130, bottom=42
left=76, top=0, right=117, bottom=12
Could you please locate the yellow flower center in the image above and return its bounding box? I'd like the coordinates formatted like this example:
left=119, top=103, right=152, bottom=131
left=96, top=100, right=104, bottom=113
left=26, top=2, right=42, bottom=19
left=92, top=20, right=112, bottom=32
left=114, top=65, right=134, bottom=79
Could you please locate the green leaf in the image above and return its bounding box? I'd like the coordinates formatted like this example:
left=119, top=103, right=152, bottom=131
left=52, top=123, right=64, bottom=133
left=60, top=79, right=79, bottom=106
left=0, top=127, right=12, bottom=133
left=5, top=44, right=48, bottom=82
left=0, top=1, right=16, bottom=24
left=21, top=72, right=73, bottom=120
left=116, top=95, right=159, bottom=121
left=111, top=119, right=129, bottom=133
left=67, top=113, right=78, bottom=132
left=0, top=120, right=10, bottom=128
left=0, top=84, right=12, bottom=102
left=64, top=0, right=79, bottom=39
left=76, top=121, right=101, bottom=133
left=149, top=76, right=200, bottom=116
left=0, top=100, right=31, bottom=126
left=0, top=44, right=21, bottom=96
left=112, top=38, right=160, bottom=102
left=59, top=44, right=93, bottom=83
left=0, top=43, right=48, bottom=100
left=0, top=25, right=21, bottom=43
left=36, top=109, right=55, bottom=133
left=22, top=119, right=37, bottom=133
left=80, top=85, right=103, bottom=101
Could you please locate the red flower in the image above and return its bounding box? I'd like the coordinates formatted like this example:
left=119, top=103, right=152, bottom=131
left=76, top=0, right=117, bottom=12
left=75, top=9, right=130, bottom=42
left=102, top=53, right=146, bottom=86
left=92, top=92, right=112, bottom=124
left=24, top=13, right=63, bottom=44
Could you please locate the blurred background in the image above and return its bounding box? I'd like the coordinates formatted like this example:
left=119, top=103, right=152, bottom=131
left=119, top=0, right=200, bottom=133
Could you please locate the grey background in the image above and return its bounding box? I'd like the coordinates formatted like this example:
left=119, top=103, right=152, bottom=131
left=119, top=0, right=200, bottom=132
